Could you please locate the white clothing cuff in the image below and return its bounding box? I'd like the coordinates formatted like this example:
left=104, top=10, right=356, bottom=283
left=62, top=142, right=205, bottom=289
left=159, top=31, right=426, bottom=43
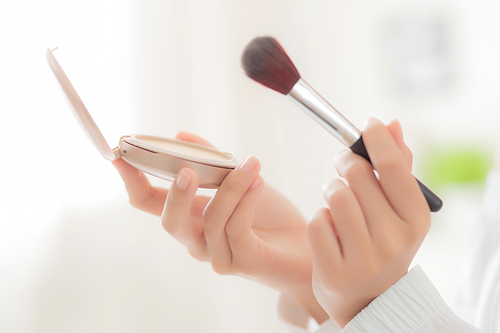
left=342, top=265, right=479, bottom=333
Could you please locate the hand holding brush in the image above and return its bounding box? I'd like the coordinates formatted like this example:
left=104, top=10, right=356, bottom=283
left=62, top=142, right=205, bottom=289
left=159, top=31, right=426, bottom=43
left=241, top=36, right=442, bottom=213
left=307, top=118, right=431, bottom=327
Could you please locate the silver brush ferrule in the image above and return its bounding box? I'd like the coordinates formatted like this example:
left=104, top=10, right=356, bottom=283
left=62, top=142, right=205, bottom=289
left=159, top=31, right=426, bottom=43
left=287, top=79, right=361, bottom=147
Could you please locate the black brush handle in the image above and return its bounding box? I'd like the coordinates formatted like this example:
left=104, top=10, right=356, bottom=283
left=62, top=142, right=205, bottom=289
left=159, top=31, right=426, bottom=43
left=350, top=137, right=443, bottom=213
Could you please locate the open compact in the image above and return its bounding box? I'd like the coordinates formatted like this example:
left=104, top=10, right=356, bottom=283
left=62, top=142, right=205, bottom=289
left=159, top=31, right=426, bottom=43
left=46, top=48, right=239, bottom=188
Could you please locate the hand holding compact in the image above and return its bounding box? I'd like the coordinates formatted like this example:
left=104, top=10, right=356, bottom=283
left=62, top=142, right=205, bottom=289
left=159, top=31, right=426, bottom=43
left=113, top=132, right=327, bottom=323
left=308, top=118, right=431, bottom=328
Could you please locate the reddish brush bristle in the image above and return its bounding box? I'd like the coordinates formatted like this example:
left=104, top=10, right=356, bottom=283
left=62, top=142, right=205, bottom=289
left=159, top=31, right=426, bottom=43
left=241, top=36, right=300, bottom=95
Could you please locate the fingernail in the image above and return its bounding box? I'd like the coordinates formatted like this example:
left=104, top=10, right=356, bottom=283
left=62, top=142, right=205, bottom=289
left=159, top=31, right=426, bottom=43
left=391, top=119, right=403, bottom=137
left=238, top=156, right=257, bottom=173
left=322, top=179, right=345, bottom=196
left=250, top=176, right=262, bottom=189
left=176, top=170, right=191, bottom=191
left=363, top=117, right=381, bottom=129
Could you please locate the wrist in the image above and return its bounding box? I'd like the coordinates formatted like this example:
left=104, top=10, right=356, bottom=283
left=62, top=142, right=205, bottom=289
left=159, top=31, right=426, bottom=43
left=289, top=287, right=329, bottom=325
left=323, top=269, right=410, bottom=328
left=326, top=296, right=374, bottom=328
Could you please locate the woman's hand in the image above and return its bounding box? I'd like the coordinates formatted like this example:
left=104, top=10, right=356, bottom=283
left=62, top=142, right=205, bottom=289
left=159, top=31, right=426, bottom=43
left=307, top=118, right=431, bottom=328
left=112, top=132, right=327, bottom=323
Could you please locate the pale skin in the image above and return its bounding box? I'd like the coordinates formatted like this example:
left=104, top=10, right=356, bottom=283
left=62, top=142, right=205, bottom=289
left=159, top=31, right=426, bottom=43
left=112, top=119, right=431, bottom=329
left=308, top=117, right=431, bottom=328
left=112, top=131, right=328, bottom=324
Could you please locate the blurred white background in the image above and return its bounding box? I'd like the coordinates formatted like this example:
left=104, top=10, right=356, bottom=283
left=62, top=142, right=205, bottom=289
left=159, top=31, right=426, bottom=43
left=1, top=0, right=500, bottom=332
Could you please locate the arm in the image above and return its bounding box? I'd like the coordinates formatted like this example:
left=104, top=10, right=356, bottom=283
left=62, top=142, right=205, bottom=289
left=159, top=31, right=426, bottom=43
left=342, top=265, right=480, bottom=332
left=112, top=131, right=328, bottom=324
left=308, top=117, right=430, bottom=328
left=278, top=265, right=481, bottom=333
left=305, top=118, right=482, bottom=332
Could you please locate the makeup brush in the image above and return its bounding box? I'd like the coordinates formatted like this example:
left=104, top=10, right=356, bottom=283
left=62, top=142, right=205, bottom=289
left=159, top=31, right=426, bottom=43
left=241, top=36, right=442, bottom=213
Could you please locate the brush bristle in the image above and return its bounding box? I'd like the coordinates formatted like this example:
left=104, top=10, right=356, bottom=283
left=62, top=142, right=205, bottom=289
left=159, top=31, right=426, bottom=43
left=241, top=36, right=300, bottom=95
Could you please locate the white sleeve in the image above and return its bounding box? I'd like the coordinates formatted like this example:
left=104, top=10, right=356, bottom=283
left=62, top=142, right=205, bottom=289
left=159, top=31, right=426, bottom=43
left=278, top=266, right=480, bottom=333
left=342, top=265, right=480, bottom=333
left=279, top=172, right=500, bottom=333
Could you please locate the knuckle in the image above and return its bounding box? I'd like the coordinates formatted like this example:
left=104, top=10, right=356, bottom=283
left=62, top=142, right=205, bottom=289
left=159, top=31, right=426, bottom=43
left=308, top=211, right=328, bottom=233
left=221, top=174, right=245, bottom=193
left=168, top=189, right=190, bottom=207
left=202, top=218, right=216, bottom=236
left=327, top=186, right=351, bottom=208
left=376, top=154, right=401, bottom=174
left=128, top=197, right=143, bottom=209
left=225, top=226, right=241, bottom=244
left=160, top=216, right=171, bottom=232
left=167, top=193, right=182, bottom=206
left=201, top=207, right=218, bottom=236
left=129, top=187, right=157, bottom=209
left=188, top=248, right=208, bottom=262
left=308, top=209, right=333, bottom=238
left=343, top=160, right=372, bottom=181
left=225, top=217, right=248, bottom=243
left=211, top=260, right=232, bottom=275
left=161, top=219, right=179, bottom=236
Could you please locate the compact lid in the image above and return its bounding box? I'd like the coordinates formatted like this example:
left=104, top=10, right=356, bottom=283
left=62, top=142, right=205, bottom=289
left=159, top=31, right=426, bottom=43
left=46, top=48, right=117, bottom=161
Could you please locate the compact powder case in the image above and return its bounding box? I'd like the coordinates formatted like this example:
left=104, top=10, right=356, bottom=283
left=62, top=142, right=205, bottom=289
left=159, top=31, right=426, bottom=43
left=46, top=48, right=239, bottom=188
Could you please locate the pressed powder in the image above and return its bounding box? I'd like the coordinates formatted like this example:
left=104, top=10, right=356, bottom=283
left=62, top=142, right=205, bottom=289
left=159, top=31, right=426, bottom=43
left=136, top=136, right=230, bottom=161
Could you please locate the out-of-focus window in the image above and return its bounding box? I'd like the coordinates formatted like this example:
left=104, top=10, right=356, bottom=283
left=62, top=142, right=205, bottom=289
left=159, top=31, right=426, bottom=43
left=0, top=1, right=133, bottom=331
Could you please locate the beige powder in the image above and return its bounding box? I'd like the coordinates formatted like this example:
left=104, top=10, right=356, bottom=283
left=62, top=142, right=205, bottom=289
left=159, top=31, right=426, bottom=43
left=137, top=137, right=229, bottom=161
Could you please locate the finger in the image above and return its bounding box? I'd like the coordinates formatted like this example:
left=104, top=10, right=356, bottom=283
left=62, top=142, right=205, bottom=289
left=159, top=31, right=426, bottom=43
left=174, top=131, right=216, bottom=148
left=224, top=176, right=265, bottom=270
left=323, top=179, right=371, bottom=260
left=308, top=208, right=343, bottom=277
left=386, top=119, right=413, bottom=170
left=202, top=156, right=261, bottom=274
left=334, top=150, right=398, bottom=235
left=112, top=158, right=168, bottom=216
left=161, top=168, right=205, bottom=253
left=362, top=118, right=428, bottom=221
